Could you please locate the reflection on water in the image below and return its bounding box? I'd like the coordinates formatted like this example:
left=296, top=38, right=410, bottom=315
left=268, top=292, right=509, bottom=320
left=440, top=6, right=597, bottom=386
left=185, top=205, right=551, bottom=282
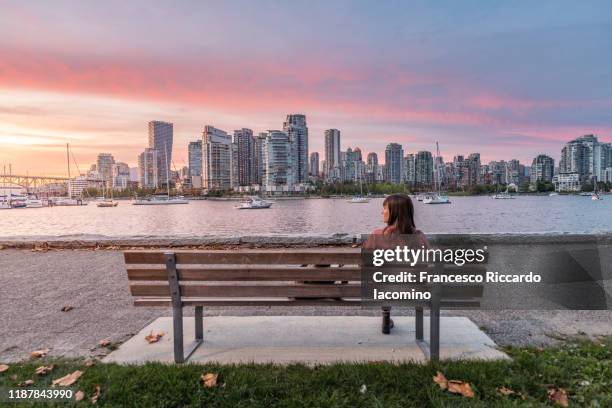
left=0, top=196, right=610, bottom=237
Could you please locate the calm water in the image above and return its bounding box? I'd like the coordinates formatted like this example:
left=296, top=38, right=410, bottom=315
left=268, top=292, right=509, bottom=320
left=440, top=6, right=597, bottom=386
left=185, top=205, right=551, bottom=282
left=0, top=196, right=610, bottom=237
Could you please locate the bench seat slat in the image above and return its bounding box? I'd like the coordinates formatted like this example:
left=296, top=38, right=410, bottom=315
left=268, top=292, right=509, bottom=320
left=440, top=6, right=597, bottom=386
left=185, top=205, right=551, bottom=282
left=132, top=297, right=481, bottom=308
left=124, top=249, right=362, bottom=265
left=133, top=297, right=363, bottom=307
left=130, top=283, right=363, bottom=298
left=127, top=266, right=362, bottom=281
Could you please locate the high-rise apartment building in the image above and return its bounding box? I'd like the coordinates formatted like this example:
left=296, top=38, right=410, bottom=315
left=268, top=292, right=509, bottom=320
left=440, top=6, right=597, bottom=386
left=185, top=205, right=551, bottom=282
left=253, top=133, right=267, bottom=185
left=263, top=130, right=293, bottom=192
left=530, top=154, right=554, bottom=183
left=385, top=143, right=404, bottom=184
left=96, top=153, right=115, bottom=187
left=559, top=135, right=611, bottom=182
left=324, top=129, right=341, bottom=179
left=148, top=121, right=173, bottom=186
left=415, top=151, right=433, bottom=188
left=283, top=114, right=308, bottom=184
left=404, top=154, right=415, bottom=185
left=138, top=148, right=158, bottom=189
left=202, top=125, right=232, bottom=190
left=233, top=128, right=255, bottom=186
left=113, top=162, right=130, bottom=189
left=309, top=152, right=320, bottom=178
left=188, top=140, right=202, bottom=178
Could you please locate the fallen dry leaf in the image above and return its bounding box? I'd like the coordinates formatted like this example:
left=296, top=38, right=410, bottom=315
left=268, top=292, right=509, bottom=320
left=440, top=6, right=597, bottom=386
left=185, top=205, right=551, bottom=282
left=18, top=379, right=34, bottom=387
left=91, top=384, right=101, bottom=404
left=433, top=371, right=448, bottom=390
left=75, top=391, right=85, bottom=401
left=31, top=348, right=50, bottom=359
left=35, top=365, right=54, bottom=375
left=99, top=339, right=111, bottom=347
left=433, top=371, right=474, bottom=398
left=200, top=373, right=218, bottom=388
left=0, top=364, right=9, bottom=373
left=447, top=380, right=475, bottom=398
left=61, top=305, right=73, bottom=312
left=497, top=386, right=515, bottom=396
left=52, top=370, right=83, bottom=387
left=548, top=388, right=569, bottom=407
left=84, top=359, right=97, bottom=367
left=144, top=331, right=165, bottom=344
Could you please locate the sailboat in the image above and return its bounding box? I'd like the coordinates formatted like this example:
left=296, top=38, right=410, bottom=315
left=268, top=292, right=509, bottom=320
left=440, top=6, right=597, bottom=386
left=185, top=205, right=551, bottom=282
left=133, top=143, right=189, bottom=205
left=423, top=142, right=451, bottom=204
left=97, top=176, right=119, bottom=207
left=347, top=169, right=369, bottom=203
left=53, top=143, right=86, bottom=206
left=492, top=187, right=515, bottom=199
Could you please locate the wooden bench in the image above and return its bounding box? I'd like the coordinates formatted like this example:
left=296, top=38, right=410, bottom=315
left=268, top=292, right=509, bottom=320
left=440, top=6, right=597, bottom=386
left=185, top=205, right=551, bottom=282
left=124, top=248, right=485, bottom=363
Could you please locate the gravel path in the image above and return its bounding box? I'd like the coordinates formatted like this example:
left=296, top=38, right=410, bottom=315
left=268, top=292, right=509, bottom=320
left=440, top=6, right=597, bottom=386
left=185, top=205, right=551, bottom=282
left=1, top=249, right=611, bottom=362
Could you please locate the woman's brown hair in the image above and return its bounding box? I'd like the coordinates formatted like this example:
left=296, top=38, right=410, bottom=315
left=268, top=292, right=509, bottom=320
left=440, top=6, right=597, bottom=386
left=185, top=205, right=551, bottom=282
left=383, top=193, right=416, bottom=234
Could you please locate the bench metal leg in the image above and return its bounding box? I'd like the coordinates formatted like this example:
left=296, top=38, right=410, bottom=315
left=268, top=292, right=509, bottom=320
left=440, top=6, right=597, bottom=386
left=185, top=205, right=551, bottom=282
left=381, top=306, right=391, bottom=334
left=172, top=305, right=185, bottom=363
left=195, top=306, right=203, bottom=340
left=429, top=299, right=440, bottom=362
left=415, top=307, right=423, bottom=340
left=166, top=252, right=203, bottom=363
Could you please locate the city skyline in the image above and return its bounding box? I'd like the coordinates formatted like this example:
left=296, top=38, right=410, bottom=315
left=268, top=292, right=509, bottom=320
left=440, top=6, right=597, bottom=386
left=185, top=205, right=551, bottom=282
left=2, top=2, right=612, bottom=175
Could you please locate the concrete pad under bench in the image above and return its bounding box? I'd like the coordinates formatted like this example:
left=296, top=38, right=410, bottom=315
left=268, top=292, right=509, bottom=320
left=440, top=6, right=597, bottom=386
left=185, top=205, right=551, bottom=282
left=103, top=316, right=509, bottom=364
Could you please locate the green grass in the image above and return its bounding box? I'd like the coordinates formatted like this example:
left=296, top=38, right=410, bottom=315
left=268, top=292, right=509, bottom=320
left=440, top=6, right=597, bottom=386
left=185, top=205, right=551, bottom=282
left=1, top=337, right=610, bottom=407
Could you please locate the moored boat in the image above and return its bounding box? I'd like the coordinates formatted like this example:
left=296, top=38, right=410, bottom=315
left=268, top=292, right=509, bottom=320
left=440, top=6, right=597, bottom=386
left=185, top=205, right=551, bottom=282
left=236, top=196, right=272, bottom=209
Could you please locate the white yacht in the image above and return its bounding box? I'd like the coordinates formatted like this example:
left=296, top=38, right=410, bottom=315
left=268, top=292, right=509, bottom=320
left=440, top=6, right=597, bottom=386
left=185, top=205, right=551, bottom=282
left=53, top=197, right=86, bottom=206
left=0, top=197, right=10, bottom=209
left=25, top=198, right=44, bottom=208
left=549, top=192, right=559, bottom=196
left=236, top=196, right=272, bottom=209
left=423, top=194, right=451, bottom=204
left=492, top=191, right=515, bottom=199
left=347, top=196, right=369, bottom=203
left=133, top=195, right=189, bottom=205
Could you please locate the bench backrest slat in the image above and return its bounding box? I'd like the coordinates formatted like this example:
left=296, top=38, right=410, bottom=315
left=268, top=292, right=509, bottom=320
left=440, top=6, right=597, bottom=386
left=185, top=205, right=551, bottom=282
left=124, top=249, right=487, bottom=306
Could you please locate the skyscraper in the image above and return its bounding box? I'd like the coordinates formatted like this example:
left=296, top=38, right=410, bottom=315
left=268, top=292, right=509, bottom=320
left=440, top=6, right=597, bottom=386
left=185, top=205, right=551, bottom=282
left=202, top=125, right=232, bottom=190
left=324, top=129, right=341, bottom=179
left=148, top=121, right=173, bottom=186
left=233, top=128, right=255, bottom=186
left=253, top=132, right=267, bottom=185
left=96, top=153, right=115, bottom=188
left=113, top=162, right=131, bottom=190
left=467, top=153, right=481, bottom=186
left=138, top=148, right=158, bottom=189
left=415, top=151, right=433, bottom=188
left=404, top=154, right=415, bottom=185
left=188, top=140, right=202, bottom=178
left=531, top=154, right=554, bottom=183
left=559, top=134, right=606, bottom=182
left=263, top=130, right=293, bottom=192
left=309, top=152, right=319, bottom=178
left=283, top=114, right=308, bottom=184
left=385, top=143, right=404, bottom=184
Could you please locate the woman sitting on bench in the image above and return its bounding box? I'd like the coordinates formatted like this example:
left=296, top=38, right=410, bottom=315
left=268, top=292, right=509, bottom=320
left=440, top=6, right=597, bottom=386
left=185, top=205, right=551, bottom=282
left=364, top=193, right=429, bottom=333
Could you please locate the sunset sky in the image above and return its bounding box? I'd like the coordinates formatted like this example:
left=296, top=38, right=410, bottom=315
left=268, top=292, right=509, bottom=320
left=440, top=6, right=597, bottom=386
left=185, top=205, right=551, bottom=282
left=1, top=1, right=611, bottom=176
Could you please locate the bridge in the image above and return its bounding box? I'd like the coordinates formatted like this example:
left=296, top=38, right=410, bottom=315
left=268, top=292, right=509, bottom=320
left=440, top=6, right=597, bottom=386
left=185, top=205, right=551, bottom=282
left=0, top=174, right=103, bottom=195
